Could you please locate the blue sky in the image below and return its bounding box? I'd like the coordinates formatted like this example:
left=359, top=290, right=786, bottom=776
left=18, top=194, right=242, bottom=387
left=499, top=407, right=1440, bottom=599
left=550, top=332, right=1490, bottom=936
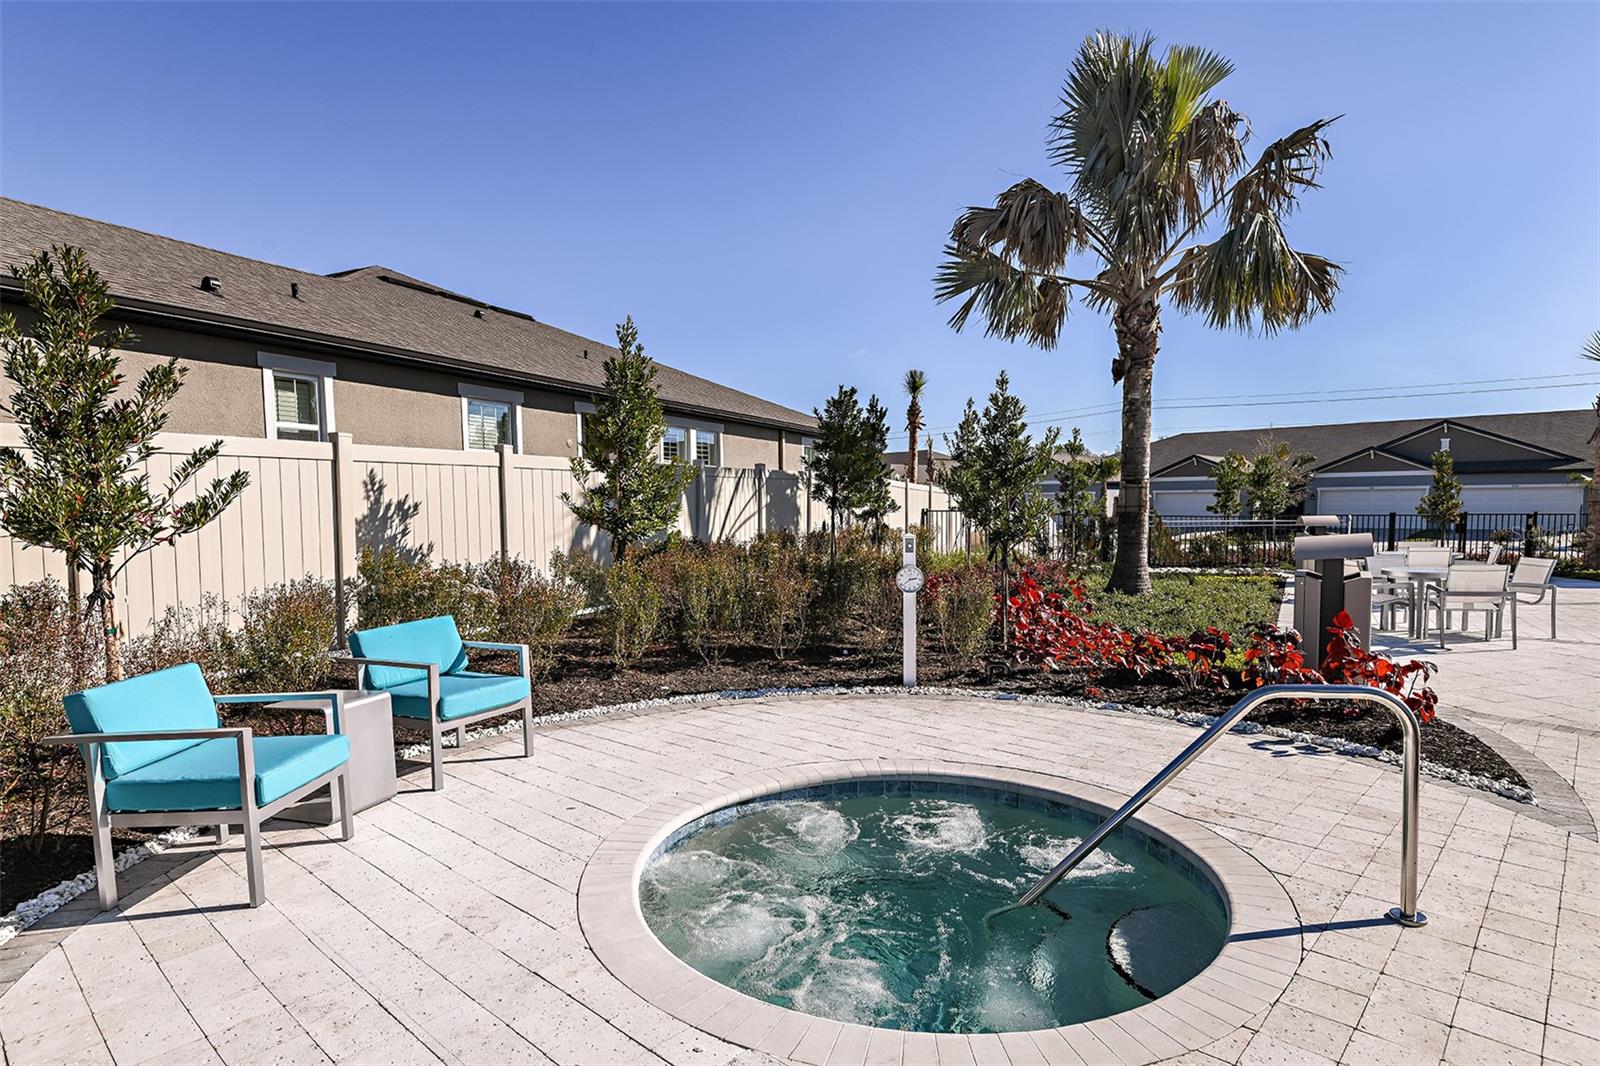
left=2, top=1, right=1596, bottom=452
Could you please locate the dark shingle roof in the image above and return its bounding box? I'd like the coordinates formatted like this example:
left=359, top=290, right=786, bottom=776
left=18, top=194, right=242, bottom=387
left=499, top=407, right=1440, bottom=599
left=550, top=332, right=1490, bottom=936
left=0, top=198, right=816, bottom=432
left=1151, top=410, right=1594, bottom=475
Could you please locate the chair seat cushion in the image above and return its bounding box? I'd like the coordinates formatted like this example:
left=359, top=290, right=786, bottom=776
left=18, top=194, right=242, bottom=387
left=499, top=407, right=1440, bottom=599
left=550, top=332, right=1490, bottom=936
left=386, top=671, right=531, bottom=722
left=105, top=734, right=350, bottom=813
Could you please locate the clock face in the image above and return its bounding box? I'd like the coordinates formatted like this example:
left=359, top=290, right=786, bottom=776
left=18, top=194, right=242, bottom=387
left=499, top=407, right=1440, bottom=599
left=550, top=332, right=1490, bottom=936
left=895, top=564, right=925, bottom=593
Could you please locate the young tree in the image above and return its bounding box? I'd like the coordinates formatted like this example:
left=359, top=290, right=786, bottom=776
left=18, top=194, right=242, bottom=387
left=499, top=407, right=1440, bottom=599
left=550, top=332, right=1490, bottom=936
left=1208, top=451, right=1249, bottom=518
left=1054, top=427, right=1117, bottom=568
left=936, top=32, right=1341, bottom=594
left=855, top=394, right=897, bottom=539
left=0, top=246, right=248, bottom=681
left=804, top=385, right=896, bottom=554
left=902, top=368, right=927, bottom=483
left=943, top=373, right=1059, bottom=644
left=1244, top=439, right=1315, bottom=518
left=564, top=316, right=694, bottom=560
left=943, top=373, right=1060, bottom=636
left=1416, top=450, right=1464, bottom=540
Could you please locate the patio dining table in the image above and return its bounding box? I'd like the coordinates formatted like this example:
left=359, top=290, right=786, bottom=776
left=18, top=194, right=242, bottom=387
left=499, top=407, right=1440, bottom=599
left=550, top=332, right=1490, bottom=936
left=1381, top=565, right=1451, bottom=639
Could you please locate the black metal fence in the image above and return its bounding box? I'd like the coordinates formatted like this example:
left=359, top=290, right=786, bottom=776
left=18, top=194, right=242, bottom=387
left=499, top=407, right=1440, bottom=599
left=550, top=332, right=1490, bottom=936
left=920, top=509, right=1589, bottom=569
left=1341, top=511, right=1587, bottom=558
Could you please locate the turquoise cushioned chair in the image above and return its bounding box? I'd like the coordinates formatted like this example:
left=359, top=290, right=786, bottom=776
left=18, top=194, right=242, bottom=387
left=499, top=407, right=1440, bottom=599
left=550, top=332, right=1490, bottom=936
left=346, top=616, right=532, bottom=790
left=45, top=663, right=354, bottom=911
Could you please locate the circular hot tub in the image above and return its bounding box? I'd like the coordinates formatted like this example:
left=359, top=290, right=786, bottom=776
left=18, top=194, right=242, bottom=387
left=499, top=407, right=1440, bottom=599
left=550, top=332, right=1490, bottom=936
left=640, top=778, right=1226, bottom=1031
left=579, top=761, right=1298, bottom=1057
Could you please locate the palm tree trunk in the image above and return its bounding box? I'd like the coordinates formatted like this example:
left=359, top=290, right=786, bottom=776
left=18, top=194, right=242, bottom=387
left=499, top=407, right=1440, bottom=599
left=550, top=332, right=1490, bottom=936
left=1108, top=302, right=1160, bottom=594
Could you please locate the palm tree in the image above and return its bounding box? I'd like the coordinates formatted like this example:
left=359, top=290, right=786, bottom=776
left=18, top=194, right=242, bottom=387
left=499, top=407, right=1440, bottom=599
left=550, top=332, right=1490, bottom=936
left=903, top=368, right=927, bottom=482
left=935, top=32, right=1341, bottom=593
left=1582, top=331, right=1599, bottom=566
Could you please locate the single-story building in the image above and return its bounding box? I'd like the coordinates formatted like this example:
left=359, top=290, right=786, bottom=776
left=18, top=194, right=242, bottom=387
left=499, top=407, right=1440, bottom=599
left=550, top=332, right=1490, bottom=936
left=882, top=447, right=952, bottom=484
left=1148, top=410, right=1594, bottom=519
left=0, top=198, right=817, bottom=469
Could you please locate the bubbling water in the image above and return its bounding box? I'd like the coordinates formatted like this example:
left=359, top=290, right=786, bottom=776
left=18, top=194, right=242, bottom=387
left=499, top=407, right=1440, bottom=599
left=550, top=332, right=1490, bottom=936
left=639, top=783, right=1228, bottom=1033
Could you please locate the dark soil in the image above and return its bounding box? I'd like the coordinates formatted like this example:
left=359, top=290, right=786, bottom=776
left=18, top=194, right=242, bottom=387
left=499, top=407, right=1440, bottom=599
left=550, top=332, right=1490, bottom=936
left=3, top=830, right=156, bottom=914
left=464, top=618, right=1527, bottom=790
left=2, top=616, right=1528, bottom=914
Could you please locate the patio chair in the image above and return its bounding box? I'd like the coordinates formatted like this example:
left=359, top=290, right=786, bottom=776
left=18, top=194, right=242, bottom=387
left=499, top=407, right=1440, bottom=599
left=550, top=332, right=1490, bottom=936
left=42, top=663, right=353, bottom=911
left=1484, top=544, right=1504, bottom=565
left=345, top=616, right=532, bottom=791
left=1365, top=552, right=1413, bottom=631
left=1507, top=557, right=1559, bottom=649
left=1424, top=564, right=1510, bottom=648
left=1406, top=545, right=1452, bottom=568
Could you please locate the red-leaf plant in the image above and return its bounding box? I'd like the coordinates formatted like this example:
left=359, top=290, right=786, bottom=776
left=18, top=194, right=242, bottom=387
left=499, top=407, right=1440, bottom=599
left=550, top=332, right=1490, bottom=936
left=1008, top=575, right=1170, bottom=679
left=1319, top=610, right=1439, bottom=724
left=1240, top=622, right=1324, bottom=688
left=1009, top=577, right=1439, bottom=723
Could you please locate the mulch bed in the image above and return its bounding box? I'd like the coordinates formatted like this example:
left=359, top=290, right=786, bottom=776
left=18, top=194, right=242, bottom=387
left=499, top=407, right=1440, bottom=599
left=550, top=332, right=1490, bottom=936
left=2, top=617, right=1527, bottom=915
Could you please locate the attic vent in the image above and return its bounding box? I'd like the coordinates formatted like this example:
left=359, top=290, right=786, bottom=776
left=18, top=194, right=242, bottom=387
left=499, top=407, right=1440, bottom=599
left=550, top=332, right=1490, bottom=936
left=200, top=275, right=222, bottom=294
left=1440, top=436, right=1451, bottom=452
left=473, top=308, right=486, bottom=319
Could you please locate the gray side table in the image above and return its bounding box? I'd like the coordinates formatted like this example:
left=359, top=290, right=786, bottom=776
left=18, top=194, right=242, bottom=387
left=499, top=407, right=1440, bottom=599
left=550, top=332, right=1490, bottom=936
left=273, top=689, right=397, bottom=826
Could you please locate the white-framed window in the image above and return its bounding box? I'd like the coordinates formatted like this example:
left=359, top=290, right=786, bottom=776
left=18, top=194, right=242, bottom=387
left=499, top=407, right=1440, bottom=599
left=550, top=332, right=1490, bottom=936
left=662, top=425, right=689, bottom=462
left=801, top=435, right=816, bottom=467
left=460, top=384, right=523, bottom=452
left=574, top=400, right=595, bottom=454
left=694, top=430, right=719, bottom=466
left=258, top=353, right=335, bottom=442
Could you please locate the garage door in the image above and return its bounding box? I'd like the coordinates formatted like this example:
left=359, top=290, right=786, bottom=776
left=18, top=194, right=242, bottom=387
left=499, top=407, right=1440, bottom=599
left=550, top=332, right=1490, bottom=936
left=1460, top=484, right=1584, bottom=515
left=1151, top=489, right=1215, bottom=517
left=1316, top=486, right=1423, bottom=515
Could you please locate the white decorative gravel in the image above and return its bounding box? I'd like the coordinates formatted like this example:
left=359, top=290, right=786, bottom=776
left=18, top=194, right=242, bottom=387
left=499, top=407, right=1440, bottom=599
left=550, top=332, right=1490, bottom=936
left=2, top=681, right=1531, bottom=948
left=0, top=826, right=201, bottom=947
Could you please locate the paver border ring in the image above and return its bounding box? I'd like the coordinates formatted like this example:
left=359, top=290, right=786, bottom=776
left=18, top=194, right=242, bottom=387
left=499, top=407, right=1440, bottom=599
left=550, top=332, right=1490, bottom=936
left=578, top=758, right=1302, bottom=1065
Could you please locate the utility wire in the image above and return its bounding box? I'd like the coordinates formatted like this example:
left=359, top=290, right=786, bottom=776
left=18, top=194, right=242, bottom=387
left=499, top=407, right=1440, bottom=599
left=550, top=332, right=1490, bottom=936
left=916, top=371, right=1600, bottom=436
left=908, top=376, right=1600, bottom=443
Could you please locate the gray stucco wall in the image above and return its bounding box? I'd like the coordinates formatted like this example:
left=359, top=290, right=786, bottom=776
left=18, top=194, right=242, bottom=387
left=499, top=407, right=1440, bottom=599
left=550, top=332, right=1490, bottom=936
left=0, top=309, right=807, bottom=469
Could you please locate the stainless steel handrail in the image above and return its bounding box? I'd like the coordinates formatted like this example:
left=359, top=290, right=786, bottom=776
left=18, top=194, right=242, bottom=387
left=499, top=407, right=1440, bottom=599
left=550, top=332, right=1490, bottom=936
left=1008, top=683, right=1428, bottom=927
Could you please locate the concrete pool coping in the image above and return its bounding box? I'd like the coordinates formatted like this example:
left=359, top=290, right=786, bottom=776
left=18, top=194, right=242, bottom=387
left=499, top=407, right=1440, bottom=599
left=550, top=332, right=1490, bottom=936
left=578, top=758, right=1302, bottom=1066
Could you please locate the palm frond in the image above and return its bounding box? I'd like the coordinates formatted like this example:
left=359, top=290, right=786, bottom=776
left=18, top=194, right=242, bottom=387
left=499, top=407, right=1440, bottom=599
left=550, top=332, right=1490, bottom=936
left=1582, top=330, right=1600, bottom=363
left=1168, top=212, right=1341, bottom=334
left=1228, top=119, right=1338, bottom=224
left=1159, top=45, right=1235, bottom=141
left=903, top=368, right=927, bottom=396
left=950, top=178, right=1100, bottom=272
left=1171, top=99, right=1248, bottom=215
left=934, top=244, right=1071, bottom=349
left=1050, top=31, right=1161, bottom=197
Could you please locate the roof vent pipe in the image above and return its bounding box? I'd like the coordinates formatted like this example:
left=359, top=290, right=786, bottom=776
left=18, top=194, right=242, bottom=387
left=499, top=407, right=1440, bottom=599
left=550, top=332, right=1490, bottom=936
left=473, top=308, right=486, bottom=319
left=290, top=282, right=300, bottom=299
left=200, top=275, right=222, bottom=294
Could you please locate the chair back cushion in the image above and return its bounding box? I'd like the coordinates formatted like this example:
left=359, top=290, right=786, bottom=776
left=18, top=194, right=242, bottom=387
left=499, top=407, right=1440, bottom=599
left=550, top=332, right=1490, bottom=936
left=348, top=615, right=469, bottom=689
left=1447, top=565, right=1508, bottom=594
left=1406, top=546, right=1451, bottom=568
left=63, top=663, right=220, bottom=780
left=1511, top=556, right=1556, bottom=586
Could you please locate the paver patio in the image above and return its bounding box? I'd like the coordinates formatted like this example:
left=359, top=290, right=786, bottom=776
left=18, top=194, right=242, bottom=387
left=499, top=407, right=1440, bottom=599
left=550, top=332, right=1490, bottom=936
left=2, top=583, right=1595, bottom=1065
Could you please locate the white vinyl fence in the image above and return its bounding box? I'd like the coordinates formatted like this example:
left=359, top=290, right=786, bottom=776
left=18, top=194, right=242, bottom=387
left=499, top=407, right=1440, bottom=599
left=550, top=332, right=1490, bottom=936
left=0, top=425, right=953, bottom=637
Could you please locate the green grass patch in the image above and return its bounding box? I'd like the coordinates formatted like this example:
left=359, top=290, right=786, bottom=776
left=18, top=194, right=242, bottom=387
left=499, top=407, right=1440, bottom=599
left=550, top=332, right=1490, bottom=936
left=1087, top=571, right=1281, bottom=638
